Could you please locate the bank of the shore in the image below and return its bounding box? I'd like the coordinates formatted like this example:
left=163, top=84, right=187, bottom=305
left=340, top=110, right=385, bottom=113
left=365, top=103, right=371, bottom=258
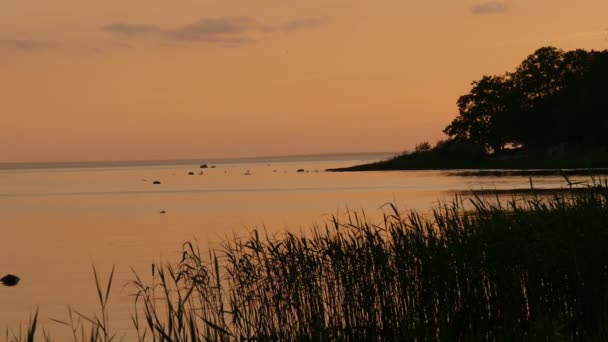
left=327, top=151, right=608, bottom=173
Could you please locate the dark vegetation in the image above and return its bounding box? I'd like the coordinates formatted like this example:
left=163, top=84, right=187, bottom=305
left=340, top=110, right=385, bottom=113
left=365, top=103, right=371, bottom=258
left=11, top=180, right=608, bottom=341
left=451, top=169, right=608, bottom=177
left=330, top=46, right=608, bottom=172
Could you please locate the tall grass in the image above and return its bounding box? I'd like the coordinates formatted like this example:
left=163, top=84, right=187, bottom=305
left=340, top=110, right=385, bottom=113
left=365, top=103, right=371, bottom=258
left=10, top=181, right=608, bottom=340
left=48, top=266, right=118, bottom=342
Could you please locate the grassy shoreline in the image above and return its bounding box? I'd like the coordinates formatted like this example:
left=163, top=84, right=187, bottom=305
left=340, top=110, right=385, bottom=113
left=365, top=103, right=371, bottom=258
left=327, top=147, right=608, bottom=173
left=328, top=158, right=608, bottom=173
left=11, top=181, right=608, bottom=341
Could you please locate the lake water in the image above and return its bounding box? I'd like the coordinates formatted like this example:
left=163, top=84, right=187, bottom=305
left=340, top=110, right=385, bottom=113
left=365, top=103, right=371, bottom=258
left=0, top=153, right=591, bottom=338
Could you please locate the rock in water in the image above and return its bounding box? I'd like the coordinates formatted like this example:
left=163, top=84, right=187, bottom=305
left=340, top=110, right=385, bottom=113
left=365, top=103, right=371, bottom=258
left=1, top=274, right=20, bottom=286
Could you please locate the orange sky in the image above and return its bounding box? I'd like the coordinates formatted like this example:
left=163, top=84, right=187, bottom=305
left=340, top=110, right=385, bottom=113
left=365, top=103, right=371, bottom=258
left=1, top=0, right=607, bottom=162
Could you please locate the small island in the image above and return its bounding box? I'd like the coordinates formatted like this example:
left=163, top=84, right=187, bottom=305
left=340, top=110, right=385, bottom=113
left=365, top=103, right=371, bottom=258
left=330, top=46, right=608, bottom=172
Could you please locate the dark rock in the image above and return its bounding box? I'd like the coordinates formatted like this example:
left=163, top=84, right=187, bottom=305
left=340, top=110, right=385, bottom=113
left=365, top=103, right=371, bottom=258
left=188, top=172, right=195, bottom=175
left=153, top=181, right=161, bottom=184
left=200, top=164, right=208, bottom=168
left=297, top=169, right=305, bottom=172
left=210, top=165, right=216, bottom=168
left=160, top=210, right=166, bottom=214
left=0, top=274, right=20, bottom=286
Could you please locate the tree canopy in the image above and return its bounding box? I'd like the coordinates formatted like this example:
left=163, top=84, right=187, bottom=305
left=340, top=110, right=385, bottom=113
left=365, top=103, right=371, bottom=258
left=444, top=46, right=608, bottom=153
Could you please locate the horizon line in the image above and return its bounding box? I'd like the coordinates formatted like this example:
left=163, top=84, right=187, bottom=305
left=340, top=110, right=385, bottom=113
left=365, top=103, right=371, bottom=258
left=0, top=151, right=398, bottom=169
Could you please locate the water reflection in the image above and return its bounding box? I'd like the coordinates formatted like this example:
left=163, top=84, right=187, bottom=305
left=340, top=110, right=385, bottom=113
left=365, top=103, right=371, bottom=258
left=0, top=155, right=606, bottom=337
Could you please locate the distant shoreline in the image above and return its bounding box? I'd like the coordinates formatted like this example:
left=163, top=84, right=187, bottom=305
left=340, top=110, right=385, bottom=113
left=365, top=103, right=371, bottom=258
left=326, top=154, right=608, bottom=175
left=0, top=151, right=396, bottom=171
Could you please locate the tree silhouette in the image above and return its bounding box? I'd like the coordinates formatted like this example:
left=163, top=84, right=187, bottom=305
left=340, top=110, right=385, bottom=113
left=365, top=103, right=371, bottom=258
left=444, top=75, right=520, bottom=153
left=445, top=46, right=608, bottom=154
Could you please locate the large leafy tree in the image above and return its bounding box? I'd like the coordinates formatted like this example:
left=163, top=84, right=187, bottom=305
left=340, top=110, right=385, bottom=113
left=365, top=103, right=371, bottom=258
left=512, top=46, right=567, bottom=103
left=443, top=75, right=519, bottom=153
left=510, top=47, right=595, bottom=148
left=444, top=46, right=608, bottom=153
left=550, top=50, right=608, bottom=146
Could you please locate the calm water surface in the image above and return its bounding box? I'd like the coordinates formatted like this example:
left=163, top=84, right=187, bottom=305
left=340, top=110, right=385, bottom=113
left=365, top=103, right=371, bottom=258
left=0, top=154, right=588, bottom=338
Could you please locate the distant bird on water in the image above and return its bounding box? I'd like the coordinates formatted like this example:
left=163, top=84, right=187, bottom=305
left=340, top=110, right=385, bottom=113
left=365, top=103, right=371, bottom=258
left=1, top=274, right=20, bottom=286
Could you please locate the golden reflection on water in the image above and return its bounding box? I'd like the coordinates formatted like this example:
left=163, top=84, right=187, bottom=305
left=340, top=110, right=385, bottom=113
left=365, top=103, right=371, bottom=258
left=0, top=157, right=591, bottom=338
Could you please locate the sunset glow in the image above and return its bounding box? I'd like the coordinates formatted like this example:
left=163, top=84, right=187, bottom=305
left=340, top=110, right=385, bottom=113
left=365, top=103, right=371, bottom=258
left=2, top=0, right=607, bottom=162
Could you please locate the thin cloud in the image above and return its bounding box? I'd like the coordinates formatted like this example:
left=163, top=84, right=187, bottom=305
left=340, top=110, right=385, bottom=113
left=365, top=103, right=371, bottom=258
left=102, top=16, right=328, bottom=47
left=0, top=39, right=51, bottom=50
left=168, top=16, right=259, bottom=45
left=265, top=17, right=328, bottom=33
left=471, top=1, right=509, bottom=15
left=102, top=22, right=162, bottom=36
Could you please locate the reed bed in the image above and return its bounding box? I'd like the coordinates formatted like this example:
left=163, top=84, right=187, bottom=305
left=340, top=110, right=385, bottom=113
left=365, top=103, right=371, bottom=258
left=10, top=181, right=608, bottom=341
